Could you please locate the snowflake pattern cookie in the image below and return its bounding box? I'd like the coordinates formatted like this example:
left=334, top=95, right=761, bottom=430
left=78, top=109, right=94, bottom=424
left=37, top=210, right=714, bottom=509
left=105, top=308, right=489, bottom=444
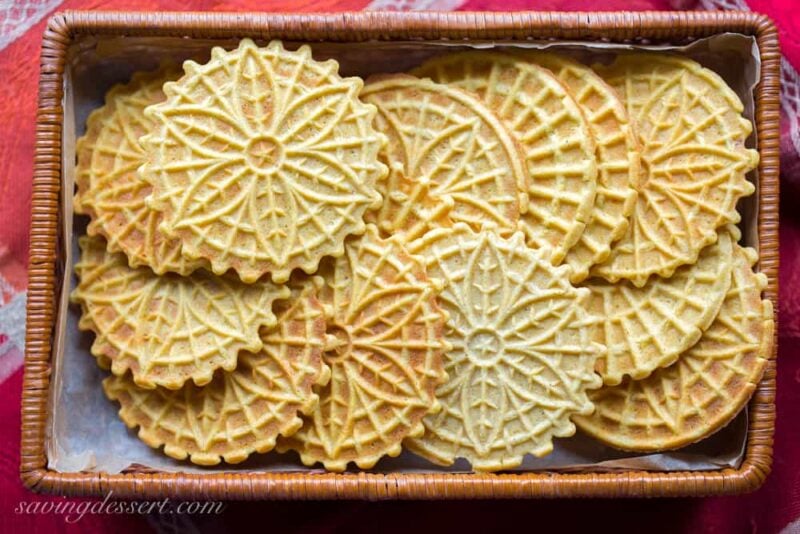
left=140, top=39, right=385, bottom=283
left=405, top=224, right=602, bottom=471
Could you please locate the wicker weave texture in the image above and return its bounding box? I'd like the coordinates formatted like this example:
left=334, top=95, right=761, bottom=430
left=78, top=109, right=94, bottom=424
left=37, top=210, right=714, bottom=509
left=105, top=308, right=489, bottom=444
left=22, top=10, right=780, bottom=499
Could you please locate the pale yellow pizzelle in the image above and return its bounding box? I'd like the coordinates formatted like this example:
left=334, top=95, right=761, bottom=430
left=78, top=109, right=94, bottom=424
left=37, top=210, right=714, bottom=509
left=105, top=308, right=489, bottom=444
left=405, top=224, right=602, bottom=471
left=103, top=283, right=330, bottom=465
left=575, top=242, right=773, bottom=451
left=140, top=39, right=385, bottom=284
left=518, top=51, right=640, bottom=282
left=76, top=67, right=205, bottom=275
left=361, top=74, right=525, bottom=241
left=277, top=225, right=449, bottom=471
left=584, top=227, right=735, bottom=386
left=72, top=235, right=288, bottom=390
left=414, top=52, right=598, bottom=264
left=592, top=54, right=758, bottom=286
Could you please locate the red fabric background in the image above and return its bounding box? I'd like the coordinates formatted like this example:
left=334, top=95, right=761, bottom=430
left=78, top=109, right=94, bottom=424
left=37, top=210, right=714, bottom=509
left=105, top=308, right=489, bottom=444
left=1, top=1, right=798, bottom=533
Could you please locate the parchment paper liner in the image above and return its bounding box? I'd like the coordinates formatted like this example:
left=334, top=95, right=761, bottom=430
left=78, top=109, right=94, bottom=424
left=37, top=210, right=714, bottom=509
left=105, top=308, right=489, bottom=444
left=48, top=33, right=760, bottom=474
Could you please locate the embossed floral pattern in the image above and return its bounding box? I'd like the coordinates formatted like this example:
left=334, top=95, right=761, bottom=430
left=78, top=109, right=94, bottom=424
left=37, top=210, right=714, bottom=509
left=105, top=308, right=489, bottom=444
left=141, top=39, right=385, bottom=283
left=278, top=225, right=448, bottom=471
left=405, top=225, right=602, bottom=471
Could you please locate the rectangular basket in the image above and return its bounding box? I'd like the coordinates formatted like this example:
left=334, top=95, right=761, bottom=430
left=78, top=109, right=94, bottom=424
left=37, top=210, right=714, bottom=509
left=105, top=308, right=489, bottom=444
left=22, top=10, right=780, bottom=499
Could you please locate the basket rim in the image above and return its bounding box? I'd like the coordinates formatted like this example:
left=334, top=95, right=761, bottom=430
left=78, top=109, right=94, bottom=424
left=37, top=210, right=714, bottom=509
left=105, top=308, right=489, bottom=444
left=22, top=9, right=781, bottom=500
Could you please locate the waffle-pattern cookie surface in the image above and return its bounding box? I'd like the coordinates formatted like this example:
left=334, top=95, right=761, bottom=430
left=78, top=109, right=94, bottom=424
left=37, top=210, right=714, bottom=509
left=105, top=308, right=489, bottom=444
left=277, top=226, right=448, bottom=471
left=73, top=40, right=772, bottom=470
left=575, top=242, right=772, bottom=451
left=103, top=284, right=329, bottom=465
left=140, top=39, right=385, bottom=283
left=592, top=54, right=758, bottom=286
left=585, top=228, right=735, bottom=386
left=75, top=67, right=205, bottom=275
left=361, top=74, right=525, bottom=240
left=520, top=51, right=640, bottom=282
left=414, top=51, right=598, bottom=264
left=405, top=224, right=601, bottom=471
left=72, top=236, right=288, bottom=389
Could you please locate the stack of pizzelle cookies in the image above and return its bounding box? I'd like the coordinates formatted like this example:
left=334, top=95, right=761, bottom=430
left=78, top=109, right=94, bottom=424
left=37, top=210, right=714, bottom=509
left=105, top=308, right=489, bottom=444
left=569, top=55, right=772, bottom=453
left=71, top=38, right=771, bottom=473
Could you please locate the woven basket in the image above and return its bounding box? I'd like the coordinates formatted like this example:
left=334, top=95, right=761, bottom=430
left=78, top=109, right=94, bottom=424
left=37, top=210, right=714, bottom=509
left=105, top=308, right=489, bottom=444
left=22, top=10, right=780, bottom=499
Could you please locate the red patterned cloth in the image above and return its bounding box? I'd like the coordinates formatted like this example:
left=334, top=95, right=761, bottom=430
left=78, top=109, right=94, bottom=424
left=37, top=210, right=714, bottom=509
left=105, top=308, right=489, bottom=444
left=0, top=1, right=798, bottom=532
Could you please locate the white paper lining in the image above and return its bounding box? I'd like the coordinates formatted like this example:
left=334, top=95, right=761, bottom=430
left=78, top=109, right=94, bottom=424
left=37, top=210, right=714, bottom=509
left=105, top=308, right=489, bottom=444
left=46, top=33, right=762, bottom=475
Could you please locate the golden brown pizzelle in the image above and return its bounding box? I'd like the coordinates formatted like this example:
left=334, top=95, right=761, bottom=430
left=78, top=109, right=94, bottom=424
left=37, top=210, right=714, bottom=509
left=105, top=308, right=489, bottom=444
left=585, top=227, right=736, bottom=386
left=592, top=54, right=758, bottom=286
left=517, top=51, right=640, bottom=282
left=74, top=40, right=771, bottom=470
left=414, top=51, right=598, bottom=265
left=361, top=73, right=525, bottom=241
left=405, top=224, right=602, bottom=471
left=575, top=241, right=772, bottom=451
left=140, top=39, right=385, bottom=283
left=277, top=225, right=449, bottom=471
left=72, top=235, right=288, bottom=390
left=75, top=66, right=205, bottom=275
left=103, top=283, right=330, bottom=465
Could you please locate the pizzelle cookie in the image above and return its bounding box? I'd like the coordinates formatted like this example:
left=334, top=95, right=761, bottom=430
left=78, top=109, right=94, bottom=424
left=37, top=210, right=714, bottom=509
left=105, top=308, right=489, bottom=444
left=584, top=228, right=735, bottom=386
left=76, top=67, right=205, bottom=275
left=361, top=74, right=525, bottom=240
left=72, top=236, right=288, bottom=390
left=103, top=283, right=329, bottom=465
left=277, top=225, right=449, bottom=471
left=575, top=242, right=773, bottom=451
left=405, top=224, right=602, bottom=471
left=414, top=52, right=598, bottom=264
left=140, top=39, right=385, bottom=284
left=592, top=54, right=758, bottom=286
left=518, top=51, right=640, bottom=282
